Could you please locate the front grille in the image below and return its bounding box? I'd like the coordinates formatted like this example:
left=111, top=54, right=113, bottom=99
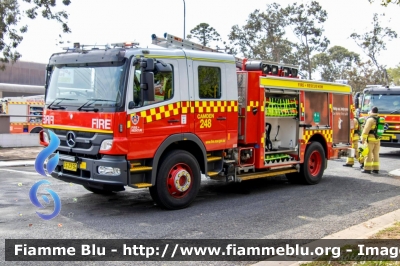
left=53, top=129, right=95, bottom=138
left=47, top=128, right=112, bottom=156
left=60, top=140, right=92, bottom=149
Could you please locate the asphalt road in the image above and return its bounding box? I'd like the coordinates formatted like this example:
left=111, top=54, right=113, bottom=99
left=1, top=147, right=400, bottom=266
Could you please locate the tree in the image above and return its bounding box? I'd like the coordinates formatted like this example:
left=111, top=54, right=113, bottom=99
left=345, top=60, right=384, bottom=92
left=350, top=13, right=397, bottom=86
left=186, top=23, right=221, bottom=47
left=387, top=63, right=400, bottom=85
left=0, top=0, right=71, bottom=70
left=284, top=1, right=330, bottom=79
left=368, top=0, right=400, bottom=6
left=312, top=46, right=360, bottom=82
left=228, top=3, right=297, bottom=64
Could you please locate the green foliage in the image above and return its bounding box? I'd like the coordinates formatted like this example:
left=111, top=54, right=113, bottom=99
left=350, top=13, right=397, bottom=85
left=312, top=46, right=360, bottom=82
left=228, top=3, right=297, bottom=64
left=284, top=1, right=330, bottom=79
left=0, top=0, right=71, bottom=70
left=346, top=60, right=384, bottom=92
left=187, top=23, right=221, bottom=47
left=369, top=0, right=400, bottom=6
left=387, top=63, right=400, bottom=85
left=198, top=66, right=220, bottom=99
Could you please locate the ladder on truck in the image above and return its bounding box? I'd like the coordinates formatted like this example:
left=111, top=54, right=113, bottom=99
left=151, top=33, right=221, bottom=53
left=152, top=33, right=244, bottom=69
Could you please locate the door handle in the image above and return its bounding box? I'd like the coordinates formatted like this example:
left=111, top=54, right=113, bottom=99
left=217, top=117, right=227, bottom=121
left=168, top=119, right=180, bottom=123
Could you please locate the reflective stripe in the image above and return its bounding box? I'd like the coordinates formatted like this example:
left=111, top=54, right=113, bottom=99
left=303, top=129, right=333, bottom=143
left=127, top=100, right=238, bottom=126
left=247, top=101, right=259, bottom=112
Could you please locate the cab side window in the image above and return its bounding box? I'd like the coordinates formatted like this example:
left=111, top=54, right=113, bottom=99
left=198, top=66, right=221, bottom=99
left=133, top=64, right=174, bottom=106
left=154, top=71, right=174, bottom=102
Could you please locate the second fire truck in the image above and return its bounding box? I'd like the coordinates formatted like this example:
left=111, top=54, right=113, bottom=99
left=39, top=33, right=354, bottom=209
left=1, top=95, right=44, bottom=133
left=355, top=85, right=400, bottom=148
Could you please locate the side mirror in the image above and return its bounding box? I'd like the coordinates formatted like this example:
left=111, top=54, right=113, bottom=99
left=128, top=101, right=135, bottom=109
left=140, top=72, right=155, bottom=101
left=141, top=58, right=155, bottom=71
left=155, top=62, right=172, bottom=73
left=354, top=92, right=360, bottom=109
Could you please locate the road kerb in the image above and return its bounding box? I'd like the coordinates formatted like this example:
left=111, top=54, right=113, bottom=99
left=252, top=208, right=400, bottom=266
left=0, top=160, right=35, bottom=167
left=389, top=169, right=400, bottom=178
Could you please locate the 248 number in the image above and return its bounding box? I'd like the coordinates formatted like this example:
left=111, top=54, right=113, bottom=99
left=200, top=119, right=212, bottom=128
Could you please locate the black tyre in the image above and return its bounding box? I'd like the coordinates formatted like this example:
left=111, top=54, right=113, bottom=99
left=299, top=142, right=326, bottom=185
left=149, top=186, right=161, bottom=206
left=30, top=127, right=43, bottom=133
left=285, top=172, right=301, bottom=184
left=151, top=150, right=201, bottom=210
left=83, top=185, right=115, bottom=195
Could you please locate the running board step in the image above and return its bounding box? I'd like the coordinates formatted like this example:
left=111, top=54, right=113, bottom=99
left=238, top=168, right=297, bottom=181
left=131, top=183, right=152, bottom=188
left=207, top=156, right=222, bottom=162
left=207, top=171, right=219, bottom=177
left=130, top=166, right=153, bottom=172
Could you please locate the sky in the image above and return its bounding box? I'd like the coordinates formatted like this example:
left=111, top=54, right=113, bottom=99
left=16, top=0, right=400, bottom=69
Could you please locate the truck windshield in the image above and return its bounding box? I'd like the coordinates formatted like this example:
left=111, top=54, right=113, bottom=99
left=361, top=94, right=400, bottom=114
left=46, top=62, right=126, bottom=109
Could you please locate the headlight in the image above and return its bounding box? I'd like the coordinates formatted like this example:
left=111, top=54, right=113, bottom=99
left=98, top=166, right=120, bottom=176
left=100, top=139, right=113, bottom=151
left=40, top=131, right=49, bottom=144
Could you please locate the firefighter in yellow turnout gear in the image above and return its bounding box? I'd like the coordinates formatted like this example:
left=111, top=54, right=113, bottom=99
left=343, top=112, right=362, bottom=168
left=360, top=106, right=380, bottom=174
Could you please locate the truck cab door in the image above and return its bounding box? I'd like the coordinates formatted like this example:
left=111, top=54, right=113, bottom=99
left=192, top=61, right=228, bottom=150
left=125, top=57, right=182, bottom=158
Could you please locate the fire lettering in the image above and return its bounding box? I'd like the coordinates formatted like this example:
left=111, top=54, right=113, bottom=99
left=42, top=115, right=54, bottom=125
left=92, top=119, right=111, bottom=129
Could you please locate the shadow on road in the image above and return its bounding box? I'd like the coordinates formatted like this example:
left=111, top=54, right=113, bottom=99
left=380, top=150, right=400, bottom=158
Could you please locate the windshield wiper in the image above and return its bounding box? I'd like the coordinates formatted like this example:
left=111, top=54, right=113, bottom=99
left=47, top=98, right=77, bottom=110
left=77, top=99, right=116, bottom=112
left=390, top=109, right=400, bottom=114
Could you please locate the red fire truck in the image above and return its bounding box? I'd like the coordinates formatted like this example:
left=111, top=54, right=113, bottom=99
left=1, top=95, right=44, bottom=133
left=355, top=85, right=400, bottom=147
left=40, top=33, right=353, bottom=209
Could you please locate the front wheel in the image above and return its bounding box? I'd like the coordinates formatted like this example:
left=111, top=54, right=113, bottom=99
left=299, top=142, right=326, bottom=185
left=150, top=150, right=201, bottom=210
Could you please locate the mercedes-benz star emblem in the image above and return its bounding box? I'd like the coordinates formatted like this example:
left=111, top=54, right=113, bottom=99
left=66, top=131, right=76, bottom=148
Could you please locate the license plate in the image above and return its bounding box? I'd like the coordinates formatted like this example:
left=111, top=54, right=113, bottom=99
left=63, top=161, right=78, bottom=171
left=381, top=136, right=391, bottom=141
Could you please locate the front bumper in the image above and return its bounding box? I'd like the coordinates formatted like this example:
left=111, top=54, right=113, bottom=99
left=51, top=154, right=128, bottom=190
left=380, top=136, right=400, bottom=147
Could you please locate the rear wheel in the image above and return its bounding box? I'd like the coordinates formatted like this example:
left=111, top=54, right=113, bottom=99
left=150, top=150, right=201, bottom=210
left=299, top=142, right=326, bottom=185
